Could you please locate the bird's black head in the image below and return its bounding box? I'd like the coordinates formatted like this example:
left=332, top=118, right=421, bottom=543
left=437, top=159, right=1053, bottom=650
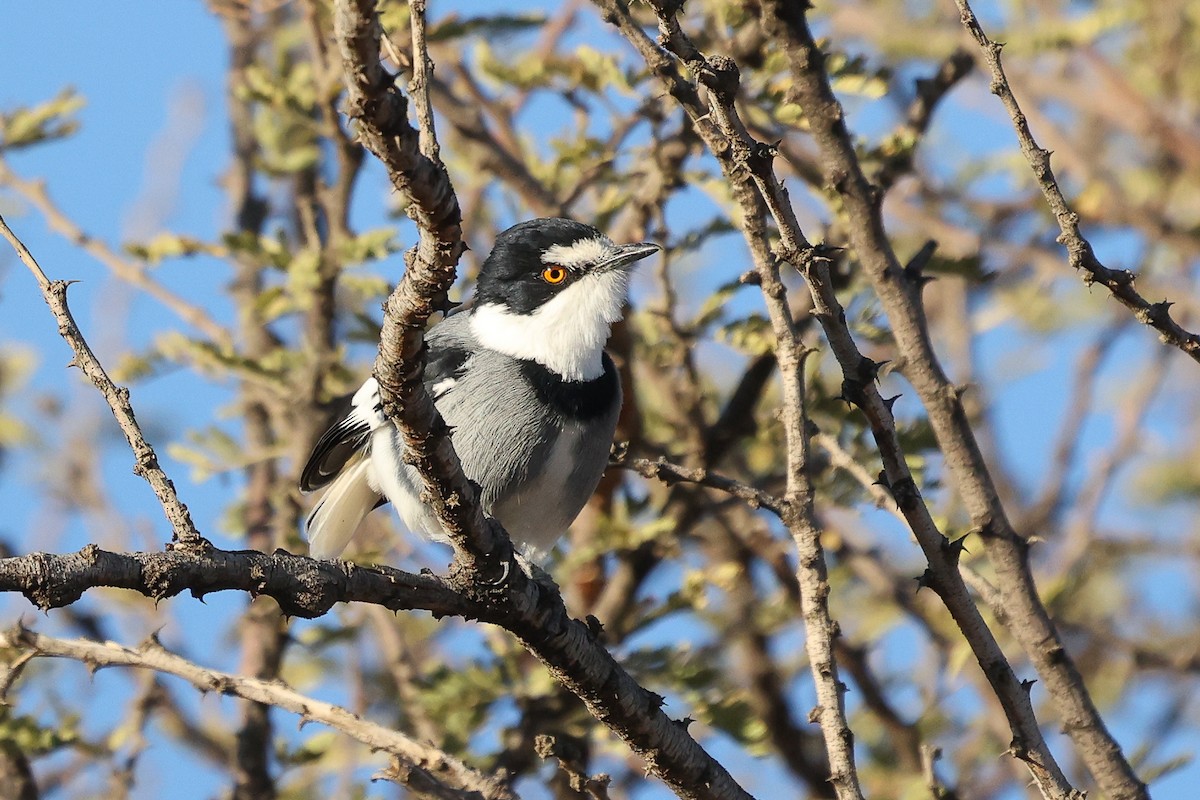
left=468, top=217, right=659, bottom=381
left=474, top=217, right=658, bottom=314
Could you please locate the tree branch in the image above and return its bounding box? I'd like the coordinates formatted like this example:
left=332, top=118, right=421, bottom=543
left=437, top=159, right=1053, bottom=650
left=591, top=1, right=1080, bottom=796
left=1, top=627, right=516, bottom=800
left=0, top=213, right=202, bottom=547
left=755, top=3, right=1146, bottom=797
left=333, top=0, right=495, bottom=574
left=0, top=539, right=758, bottom=800
left=597, top=2, right=866, bottom=795
left=954, top=0, right=1200, bottom=365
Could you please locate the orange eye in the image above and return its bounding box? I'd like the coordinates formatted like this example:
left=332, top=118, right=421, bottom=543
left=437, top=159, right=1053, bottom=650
left=542, top=265, right=568, bottom=284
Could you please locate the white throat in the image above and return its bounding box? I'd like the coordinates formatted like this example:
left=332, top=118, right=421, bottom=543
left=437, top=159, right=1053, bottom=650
left=469, top=269, right=631, bottom=381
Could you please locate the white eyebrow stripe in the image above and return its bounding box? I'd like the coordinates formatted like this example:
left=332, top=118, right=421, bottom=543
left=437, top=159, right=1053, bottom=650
left=541, top=236, right=613, bottom=267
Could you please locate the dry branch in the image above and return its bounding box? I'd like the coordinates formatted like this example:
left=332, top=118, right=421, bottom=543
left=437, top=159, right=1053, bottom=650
left=333, top=0, right=495, bottom=572
left=590, top=1, right=1085, bottom=796
left=2, top=627, right=516, bottom=800
left=955, top=0, right=1200, bottom=367
left=594, top=2, right=867, bottom=795
left=0, top=213, right=202, bottom=547
left=749, top=2, right=1144, bottom=796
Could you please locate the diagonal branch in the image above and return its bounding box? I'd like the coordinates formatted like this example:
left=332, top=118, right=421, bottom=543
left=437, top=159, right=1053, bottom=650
left=954, top=0, right=1200, bottom=365
left=756, top=3, right=1146, bottom=797
left=592, top=1, right=1082, bottom=796
left=333, top=0, right=496, bottom=574
left=0, top=159, right=232, bottom=348
left=0, top=213, right=202, bottom=547
left=597, top=2, right=864, bottom=795
left=2, top=627, right=516, bottom=800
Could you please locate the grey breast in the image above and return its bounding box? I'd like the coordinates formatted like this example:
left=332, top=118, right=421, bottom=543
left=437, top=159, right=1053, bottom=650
left=425, top=317, right=620, bottom=554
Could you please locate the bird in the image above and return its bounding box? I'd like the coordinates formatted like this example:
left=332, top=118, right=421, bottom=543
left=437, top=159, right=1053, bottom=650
left=299, top=217, right=660, bottom=563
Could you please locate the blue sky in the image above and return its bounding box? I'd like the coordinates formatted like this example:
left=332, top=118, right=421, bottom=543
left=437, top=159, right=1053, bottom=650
left=1, top=2, right=1196, bottom=799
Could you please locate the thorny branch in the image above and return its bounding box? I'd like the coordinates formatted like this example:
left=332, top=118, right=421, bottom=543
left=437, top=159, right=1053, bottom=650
left=597, top=2, right=866, bottom=795
left=333, top=0, right=495, bottom=573
left=754, top=2, right=1145, bottom=797
left=592, top=0, right=1083, bottom=796
left=0, top=213, right=203, bottom=547
left=955, top=0, right=1200, bottom=366
left=1, top=627, right=517, bottom=800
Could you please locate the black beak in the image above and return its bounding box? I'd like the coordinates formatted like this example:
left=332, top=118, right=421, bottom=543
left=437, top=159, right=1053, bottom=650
left=598, top=241, right=661, bottom=272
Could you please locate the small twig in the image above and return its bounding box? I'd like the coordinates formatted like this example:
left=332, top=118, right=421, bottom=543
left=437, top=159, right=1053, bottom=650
left=3, top=626, right=516, bottom=800
left=0, top=213, right=202, bottom=546
left=407, top=0, right=440, bottom=164
left=874, top=48, right=975, bottom=190
left=535, top=734, right=612, bottom=800
left=919, top=745, right=958, bottom=800
left=954, top=0, right=1200, bottom=364
left=617, top=456, right=785, bottom=518
left=0, top=160, right=231, bottom=348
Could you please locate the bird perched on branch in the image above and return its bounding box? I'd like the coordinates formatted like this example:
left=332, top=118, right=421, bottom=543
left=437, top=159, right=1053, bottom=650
left=299, top=217, right=660, bottom=563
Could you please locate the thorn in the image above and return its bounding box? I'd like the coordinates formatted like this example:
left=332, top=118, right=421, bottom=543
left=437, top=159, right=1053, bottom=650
left=859, top=357, right=888, bottom=382
left=872, top=470, right=891, bottom=490
left=673, top=716, right=695, bottom=730
left=903, top=240, right=937, bottom=282
left=1147, top=300, right=1174, bottom=325
left=1020, top=678, right=1037, bottom=694
left=881, top=394, right=901, bottom=413
left=914, top=569, right=933, bottom=593
left=944, top=533, right=971, bottom=563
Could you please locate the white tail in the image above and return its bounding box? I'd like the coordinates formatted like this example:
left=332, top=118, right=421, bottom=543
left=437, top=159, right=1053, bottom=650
left=305, top=457, right=380, bottom=559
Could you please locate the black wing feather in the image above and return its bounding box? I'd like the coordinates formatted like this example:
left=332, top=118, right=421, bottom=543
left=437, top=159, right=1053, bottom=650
left=299, top=392, right=372, bottom=492
left=300, top=335, right=469, bottom=493
left=423, top=340, right=469, bottom=391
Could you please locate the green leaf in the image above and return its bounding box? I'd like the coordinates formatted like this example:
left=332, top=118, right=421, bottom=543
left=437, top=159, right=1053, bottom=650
left=428, top=12, right=546, bottom=42
left=0, top=89, right=85, bottom=150
left=124, top=232, right=208, bottom=264
left=336, top=227, right=401, bottom=265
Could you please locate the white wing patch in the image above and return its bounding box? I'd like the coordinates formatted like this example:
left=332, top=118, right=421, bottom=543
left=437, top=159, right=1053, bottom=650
left=430, top=377, right=457, bottom=399
left=468, top=268, right=631, bottom=381
left=349, top=377, right=388, bottom=430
